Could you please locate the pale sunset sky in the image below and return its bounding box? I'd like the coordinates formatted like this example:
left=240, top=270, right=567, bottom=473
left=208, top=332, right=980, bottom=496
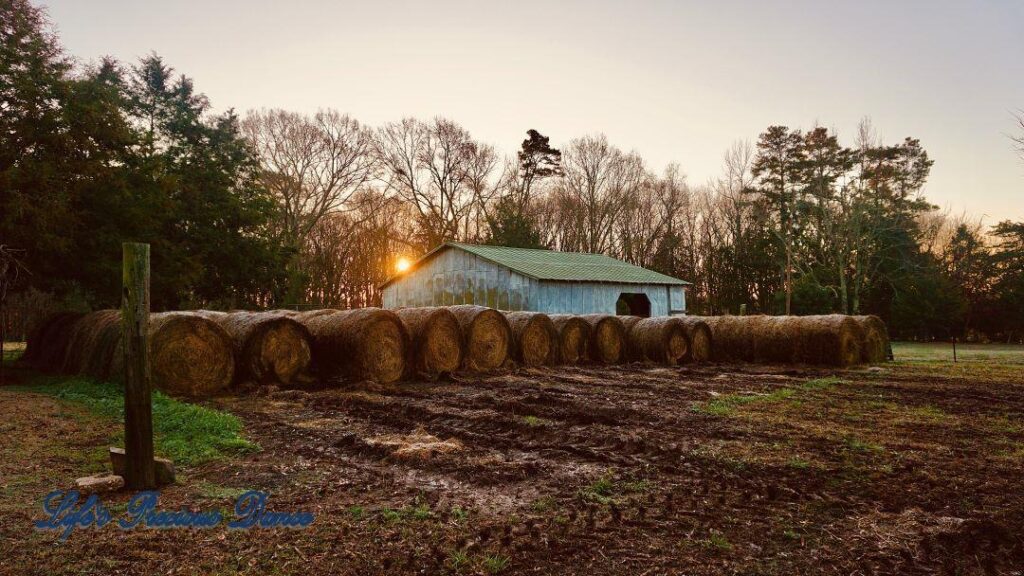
left=42, top=0, right=1024, bottom=222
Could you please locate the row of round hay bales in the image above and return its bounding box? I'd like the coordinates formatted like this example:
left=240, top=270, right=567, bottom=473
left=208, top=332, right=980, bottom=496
left=384, top=309, right=710, bottom=370
left=699, top=314, right=889, bottom=366
left=25, top=310, right=238, bottom=396
left=24, top=306, right=720, bottom=400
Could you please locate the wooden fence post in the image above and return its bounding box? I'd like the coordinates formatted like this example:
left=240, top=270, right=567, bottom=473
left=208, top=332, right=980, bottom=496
left=122, top=242, right=155, bottom=490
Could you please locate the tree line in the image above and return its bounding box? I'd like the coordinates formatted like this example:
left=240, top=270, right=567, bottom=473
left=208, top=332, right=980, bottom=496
left=2, top=0, right=1022, bottom=342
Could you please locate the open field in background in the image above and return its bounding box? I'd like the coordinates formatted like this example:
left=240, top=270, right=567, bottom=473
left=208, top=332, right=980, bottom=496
left=893, top=341, right=1024, bottom=363
left=1, top=345, right=1023, bottom=574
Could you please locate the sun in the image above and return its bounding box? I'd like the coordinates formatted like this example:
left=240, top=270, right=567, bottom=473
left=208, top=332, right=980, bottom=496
left=395, top=257, right=412, bottom=273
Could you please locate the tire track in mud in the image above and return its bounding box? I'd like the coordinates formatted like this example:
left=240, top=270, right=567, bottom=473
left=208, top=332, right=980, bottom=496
left=286, top=379, right=799, bottom=499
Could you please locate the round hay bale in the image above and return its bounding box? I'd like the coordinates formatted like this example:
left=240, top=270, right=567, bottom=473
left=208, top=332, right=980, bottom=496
left=504, top=312, right=558, bottom=366
left=853, top=315, right=890, bottom=363
left=447, top=305, right=511, bottom=372
left=625, top=316, right=690, bottom=365
left=617, top=316, right=644, bottom=362
left=198, top=311, right=314, bottom=387
left=22, top=311, right=83, bottom=369
left=143, top=312, right=235, bottom=396
left=548, top=315, right=591, bottom=365
left=704, top=314, right=863, bottom=366
left=61, top=310, right=122, bottom=378
left=297, top=308, right=408, bottom=384
left=393, top=307, right=463, bottom=379
left=703, top=315, right=772, bottom=363
left=579, top=314, right=626, bottom=364
left=675, top=316, right=713, bottom=363
left=791, top=315, right=864, bottom=367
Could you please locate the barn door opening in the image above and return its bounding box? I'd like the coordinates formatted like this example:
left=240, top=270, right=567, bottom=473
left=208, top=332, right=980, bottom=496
left=616, top=293, right=651, bottom=317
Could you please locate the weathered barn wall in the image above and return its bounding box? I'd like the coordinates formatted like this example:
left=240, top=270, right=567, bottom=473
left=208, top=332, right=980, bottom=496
left=382, top=247, right=687, bottom=316
left=383, top=248, right=525, bottom=310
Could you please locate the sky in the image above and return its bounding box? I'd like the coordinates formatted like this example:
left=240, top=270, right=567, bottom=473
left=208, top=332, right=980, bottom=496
left=41, top=0, right=1024, bottom=223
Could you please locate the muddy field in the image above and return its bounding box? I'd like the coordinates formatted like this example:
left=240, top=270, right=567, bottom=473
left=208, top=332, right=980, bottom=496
left=3, top=358, right=1024, bottom=575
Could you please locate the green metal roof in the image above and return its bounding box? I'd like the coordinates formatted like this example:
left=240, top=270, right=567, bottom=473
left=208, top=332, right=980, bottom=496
left=382, top=242, right=690, bottom=287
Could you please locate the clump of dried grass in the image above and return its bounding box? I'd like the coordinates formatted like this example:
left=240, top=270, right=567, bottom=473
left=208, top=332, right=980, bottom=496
left=365, top=427, right=463, bottom=460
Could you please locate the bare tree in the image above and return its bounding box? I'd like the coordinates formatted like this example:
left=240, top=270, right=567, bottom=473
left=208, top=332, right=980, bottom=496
left=559, top=135, right=646, bottom=253
left=1014, top=111, right=1024, bottom=161
left=375, top=117, right=497, bottom=249
left=243, top=109, right=376, bottom=301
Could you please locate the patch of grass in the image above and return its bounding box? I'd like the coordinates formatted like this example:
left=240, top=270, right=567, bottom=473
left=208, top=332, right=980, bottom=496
left=782, top=529, right=801, bottom=541
left=447, top=550, right=469, bottom=571
left=450, top=505, right=468, bottom=522
left=531, top=496, right=555, bottom=513
left=844, top=436, right=885, bottom=454
left=907, top=404, right=949, bottom=423
left=380, top=507, right=403, bottom=522
left=695, top=377, right=842, bottom=416
left=347, top=505, right=365, bottom=519
left=787, top=457, right=811, bottom=469
left=579, top=474, right=616, bottom=504
left=521, top=415, right=547, bottom=427
left=409, top=503, right=433, bottom=520
left=482, top=554, right=509, bottom=573
left=621, top=478, right=652, bottom=493
left=700, top=532, right=732, bottom=552
left=14, top=374, right=258, bottom=466
left=195, top=482, right=250, bottom=501
left=379, top=503, right=435, bottom=523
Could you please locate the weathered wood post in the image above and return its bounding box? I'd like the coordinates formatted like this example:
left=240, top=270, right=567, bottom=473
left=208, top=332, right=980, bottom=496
left=122, top=242, right=155, bottom=490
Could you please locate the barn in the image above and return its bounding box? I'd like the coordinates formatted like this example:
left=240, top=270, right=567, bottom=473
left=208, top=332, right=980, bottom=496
left=381, top=242, right=689, bottom=317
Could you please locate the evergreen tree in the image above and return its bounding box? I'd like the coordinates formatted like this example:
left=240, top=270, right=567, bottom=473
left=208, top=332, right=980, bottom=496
left=486, top=129, right=561, bottom=248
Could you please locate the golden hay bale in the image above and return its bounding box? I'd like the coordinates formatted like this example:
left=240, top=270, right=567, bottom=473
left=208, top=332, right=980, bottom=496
left=297, top=308, right=408, bottom=384
left=146, top=312, right=236, bottom=396
left=197, top=311, right=314, bottom=386
left=26, top=310, right=234, bottom=396
left=61, top=310, right=121, bottom=378
left=704, top=314, right=864, bottom=366
left=548, top=315, right=591, bottom=365
left=579, top=314, right=626, bottom=364
left=703, top=315, right=765, bottom=362
left=675, top=316, right=713, bottom=363
left=791, top=315, right=864, bottom=366
left=853, top=315, right=890, bottom=363
left=447, top=305, right=511, bottom=372
left=22, top=311, right=84, bottom=369
left=393, top=307, right=464, bottom=379
left=623, top=316, right=690, bottom=365
left=617, top=316, right=642, bottom=360
left=504, top=312, right=558, bottom=366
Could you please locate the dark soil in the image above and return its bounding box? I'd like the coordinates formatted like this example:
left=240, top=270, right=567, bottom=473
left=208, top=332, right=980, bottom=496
left=3, top=361, right=1023, bottom=575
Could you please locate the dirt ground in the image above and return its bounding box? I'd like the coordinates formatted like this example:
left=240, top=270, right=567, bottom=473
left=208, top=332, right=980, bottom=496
left=2, top=357, right=1024, bottom=575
